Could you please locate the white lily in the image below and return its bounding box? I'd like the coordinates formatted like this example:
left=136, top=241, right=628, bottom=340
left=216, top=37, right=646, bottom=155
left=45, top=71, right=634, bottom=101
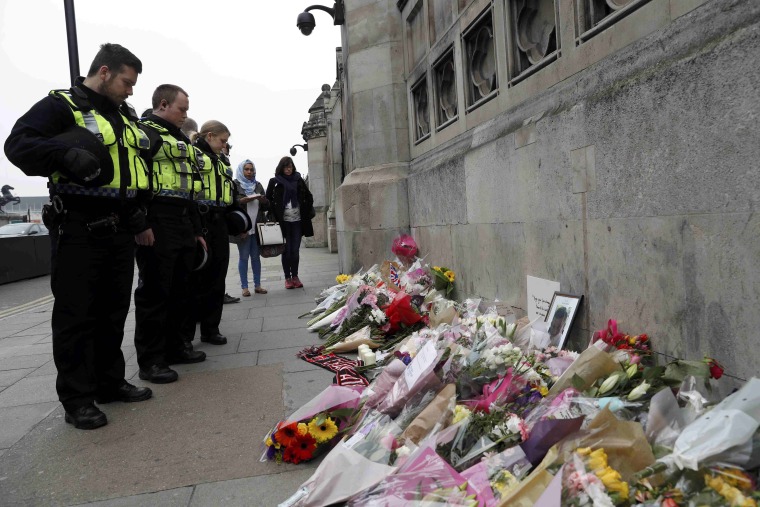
left=627, top=380, right=651, bottom=401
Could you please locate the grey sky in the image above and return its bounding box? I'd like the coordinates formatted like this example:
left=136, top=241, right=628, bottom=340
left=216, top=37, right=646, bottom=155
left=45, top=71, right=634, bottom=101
left=0, top=0, right=341, bottom=196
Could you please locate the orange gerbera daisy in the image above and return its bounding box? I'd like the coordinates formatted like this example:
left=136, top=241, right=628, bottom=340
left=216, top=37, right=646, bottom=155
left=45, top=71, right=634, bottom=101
left=283, top=446, right=302, bottom=464
left=290, top=432, right=317, bottom=462
left=274, top=422, right=300, bottom=448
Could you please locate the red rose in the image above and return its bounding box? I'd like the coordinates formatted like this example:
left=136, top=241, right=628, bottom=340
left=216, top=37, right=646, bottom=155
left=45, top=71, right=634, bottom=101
left=707, top=359, right=724, bottom=379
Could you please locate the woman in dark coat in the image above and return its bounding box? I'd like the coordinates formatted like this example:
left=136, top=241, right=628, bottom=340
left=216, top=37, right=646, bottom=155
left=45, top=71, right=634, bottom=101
left=265, top=156, right=314, bottom=289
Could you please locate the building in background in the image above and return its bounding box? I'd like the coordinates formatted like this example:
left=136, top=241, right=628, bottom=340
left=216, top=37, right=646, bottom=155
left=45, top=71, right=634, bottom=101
left=304, top=0, right=759, bottom=382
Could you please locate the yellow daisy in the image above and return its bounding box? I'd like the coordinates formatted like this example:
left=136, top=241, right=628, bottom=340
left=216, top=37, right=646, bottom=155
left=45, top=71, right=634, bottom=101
left=445, top=270, right=456, bottom=282
left=308, top=416, right=338, bottom=443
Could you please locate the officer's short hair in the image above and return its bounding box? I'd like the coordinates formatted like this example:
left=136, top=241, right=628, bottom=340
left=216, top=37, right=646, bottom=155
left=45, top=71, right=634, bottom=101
left=87, top=43, right=143, bottom=77
left=151, top=84, right=189, bottom=109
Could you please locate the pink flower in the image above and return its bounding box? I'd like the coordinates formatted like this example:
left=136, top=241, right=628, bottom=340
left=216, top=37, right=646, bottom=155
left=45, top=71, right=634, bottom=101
left=629, top=354, right=641, bottom=365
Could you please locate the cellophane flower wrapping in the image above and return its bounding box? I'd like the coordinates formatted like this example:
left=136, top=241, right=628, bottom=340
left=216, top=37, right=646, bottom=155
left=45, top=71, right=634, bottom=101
left=377, top=340, right=444, bottom=418
left=347, top=446, right=482, bottom=506
left=439, top=403, right=529, bottom=472
left=279, top=411, right=402, bottom=507
left=400, top=383, right=457, bottom=445
left=460, top=445, right=533, bottom=506
left=361, top=358, right=408, bottom=410
left=391, top=234, right=418, bottom=264
left=260, top=385, right=364, bottom=464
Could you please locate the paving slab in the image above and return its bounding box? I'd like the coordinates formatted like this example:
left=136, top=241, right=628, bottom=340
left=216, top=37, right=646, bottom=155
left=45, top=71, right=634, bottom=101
left=283, top=369, right=335, bottom=415
left=262, top=314, right=316, bottom=332
left=257, top=346, right=328, bottom=374
left=0, top=353, right=52, bottom=371
left=248, top=302, right=315, bottom=319
left=75, top=487, right=193, bottom=507
left=0, top=368, right=36, bottom=387
left=0, top=401, right=58, bottom=448
left=0, top=374, right=57, bottom=408
left=189, top=467, right=320, bottom=506
left=239, top=329, right=317, bottom=353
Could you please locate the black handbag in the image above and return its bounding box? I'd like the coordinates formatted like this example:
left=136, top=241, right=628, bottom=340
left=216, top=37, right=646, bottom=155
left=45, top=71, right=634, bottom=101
left=260, top=243, right=284, bottom=258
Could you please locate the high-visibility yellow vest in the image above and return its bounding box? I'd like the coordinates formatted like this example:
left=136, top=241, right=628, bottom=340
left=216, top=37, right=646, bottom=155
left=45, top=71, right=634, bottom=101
left=139, top=120, right=202, bottom=198
left=194, top=150, right=233, bottom=207
left=50, top=89, right=150, bottom=199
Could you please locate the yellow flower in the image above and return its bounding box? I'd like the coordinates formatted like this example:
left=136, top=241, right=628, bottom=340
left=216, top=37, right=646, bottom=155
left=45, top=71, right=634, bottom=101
left=453, top=405, right=472, bottom=424
left=445, top=270, right=456, bottom=282
left=265, top=436, right=273, bottom=447
left=336, top=274, right=351, bottom=284
left=706, top=475, right=757, bottom=507
left=587, top=448, right=609, bottom=472
left=297, top=422, right=308, bottom=436
left=308, top=416, right=338, bottom=443
left=539, top=385, right=549, bottom=396
left=433, top=266, right=442, bottom=272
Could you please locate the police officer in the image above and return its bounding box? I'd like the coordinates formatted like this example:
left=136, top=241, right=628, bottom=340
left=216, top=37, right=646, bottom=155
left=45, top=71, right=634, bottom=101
left=3, top=43, right=152, bottom=430
left=184, top=121, right=236, bottom=345
left=133, top=84, right=207, bottom=385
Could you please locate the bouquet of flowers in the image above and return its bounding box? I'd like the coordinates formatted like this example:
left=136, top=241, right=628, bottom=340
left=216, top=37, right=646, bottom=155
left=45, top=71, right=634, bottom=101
left=460, top=445, right=533, bottom=506
left=347, top=446, right=481, bottom=506
left=561, top=447, right=630, bottom=506
left=431, top=265, right=456, bottom=296
left=438, top=403, right=529, bottom=471
left=261, top=385, right=363, bottom=464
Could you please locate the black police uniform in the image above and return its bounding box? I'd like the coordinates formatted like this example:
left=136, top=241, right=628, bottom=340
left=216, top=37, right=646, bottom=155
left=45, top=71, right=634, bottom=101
left=3, top=81, right=150, bottom=413
left=182, top=139, right=232, bottom=342
left=133, top=115, right=205, bottom=376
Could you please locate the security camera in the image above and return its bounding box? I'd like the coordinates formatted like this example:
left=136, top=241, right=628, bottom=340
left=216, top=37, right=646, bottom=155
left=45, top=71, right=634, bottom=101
left=290, top=147, right=297, bottom=156
left=297, top=11, right=316, bottom=35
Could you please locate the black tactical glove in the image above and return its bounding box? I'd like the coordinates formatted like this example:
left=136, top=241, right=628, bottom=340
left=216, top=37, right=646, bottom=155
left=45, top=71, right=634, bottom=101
left=63, top=147, right=102, bottom=182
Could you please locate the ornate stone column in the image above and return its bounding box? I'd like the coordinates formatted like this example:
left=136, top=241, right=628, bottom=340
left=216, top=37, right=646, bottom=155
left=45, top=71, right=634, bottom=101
left=302, top=84, right=332, bottom=248
left=336, top=0, right=411, bottom=272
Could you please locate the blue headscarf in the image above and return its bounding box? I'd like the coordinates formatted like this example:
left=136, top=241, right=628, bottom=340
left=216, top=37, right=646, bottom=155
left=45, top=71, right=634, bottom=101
left=236, top=159, right=257, bottom=195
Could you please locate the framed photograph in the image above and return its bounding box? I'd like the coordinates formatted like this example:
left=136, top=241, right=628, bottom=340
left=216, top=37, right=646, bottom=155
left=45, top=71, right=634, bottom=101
left=544, top=292, right=584, bottom=349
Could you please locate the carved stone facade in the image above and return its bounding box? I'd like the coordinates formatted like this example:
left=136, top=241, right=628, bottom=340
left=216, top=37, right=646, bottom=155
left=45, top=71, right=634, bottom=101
left=297, top=0, right=760, bottom=384
left=302, top=49, right=345, bottom=251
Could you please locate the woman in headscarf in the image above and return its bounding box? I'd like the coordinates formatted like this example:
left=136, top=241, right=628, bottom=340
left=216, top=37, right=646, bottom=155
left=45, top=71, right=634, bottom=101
left=232, top=159, right=268, bottom=296
left=265, top=156, right=314, bottom=289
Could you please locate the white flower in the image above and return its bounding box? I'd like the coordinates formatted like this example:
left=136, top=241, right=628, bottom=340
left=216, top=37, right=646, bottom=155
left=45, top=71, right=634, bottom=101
left=369, top=308, right=387, bottom=324
left=627, top=380, right=651, bottom=401
left=505, top=414, right=523, bottom=435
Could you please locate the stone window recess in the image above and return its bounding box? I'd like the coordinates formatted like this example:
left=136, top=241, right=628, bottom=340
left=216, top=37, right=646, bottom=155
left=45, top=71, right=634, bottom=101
left=407, top=1, right=427, bottom=71
left=576, top=0, right=651, bottom=43
left=508, top=0, right=560, bottom=84
left=434, top=50, right=458, bottom=129
left=429, top=0, right=454, bottom=45
left=412, top=78, right=431, bottom=143
left=463, top=8, right=497, bottom=110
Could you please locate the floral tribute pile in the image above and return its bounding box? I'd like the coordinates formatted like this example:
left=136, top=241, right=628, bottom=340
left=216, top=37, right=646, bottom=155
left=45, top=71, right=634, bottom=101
left=260, top=236, right=760, bottom=507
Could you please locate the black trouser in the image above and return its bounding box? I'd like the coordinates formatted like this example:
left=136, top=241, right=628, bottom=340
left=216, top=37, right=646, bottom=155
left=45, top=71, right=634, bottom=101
left=281, top=220, right=302, bottom=278
left=50, top=214, right=133, bottom=411
left=134, top=207, right=196, bottom=369
left=185, top=209, right=228, bottom=337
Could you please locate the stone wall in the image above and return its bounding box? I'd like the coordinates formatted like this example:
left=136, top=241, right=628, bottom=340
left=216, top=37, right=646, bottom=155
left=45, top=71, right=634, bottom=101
left=404, top=0, right=760, bottom=381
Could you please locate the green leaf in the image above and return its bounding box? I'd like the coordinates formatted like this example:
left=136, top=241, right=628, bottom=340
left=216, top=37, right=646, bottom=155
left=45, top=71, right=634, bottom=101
left=571, top=373, right=586, bottom=390
left=662, top=360, right=709, bottom=384
left=642, top=365, right=665, bottom=381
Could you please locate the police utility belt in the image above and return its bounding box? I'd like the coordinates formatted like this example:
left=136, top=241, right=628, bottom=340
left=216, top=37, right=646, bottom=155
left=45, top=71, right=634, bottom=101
left=42, top=194, right=143, bottom=234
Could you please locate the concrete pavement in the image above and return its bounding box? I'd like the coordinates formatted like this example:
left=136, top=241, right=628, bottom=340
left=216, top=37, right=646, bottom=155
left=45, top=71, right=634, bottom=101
left=0, top=245, right=340, bottom=506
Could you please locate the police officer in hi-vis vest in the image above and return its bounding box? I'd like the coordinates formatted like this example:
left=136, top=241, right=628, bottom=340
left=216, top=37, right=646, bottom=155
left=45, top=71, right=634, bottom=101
left=3, top=43, right=153, bottom=430
left=133, top=84, right=208, bottom=385
left=183, top=121, right=236, bottom=346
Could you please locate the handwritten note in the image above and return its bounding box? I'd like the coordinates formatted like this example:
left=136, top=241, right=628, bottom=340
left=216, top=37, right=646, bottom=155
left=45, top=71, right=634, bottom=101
left=527, top=276, right=560, bottom=321
left=404, top=341, right=438, bottom=388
